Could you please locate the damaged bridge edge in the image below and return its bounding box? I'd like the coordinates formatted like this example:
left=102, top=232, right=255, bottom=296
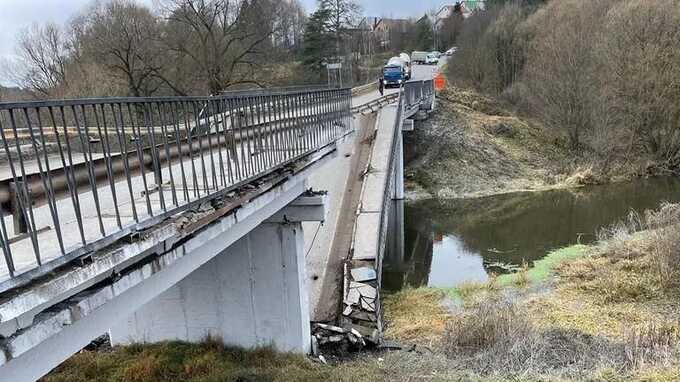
left=338, top=102, right=401, bottom=344
left=0, top=143, right=339, bottom=344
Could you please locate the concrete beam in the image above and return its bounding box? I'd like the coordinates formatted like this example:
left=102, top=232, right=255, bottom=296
left=266, top=194, right=327, bottom=223
left=342, top=104, right=400, bottom=341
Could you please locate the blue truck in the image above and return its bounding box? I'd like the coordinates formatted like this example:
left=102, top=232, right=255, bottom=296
left=383, top=57, right=406, bottom=88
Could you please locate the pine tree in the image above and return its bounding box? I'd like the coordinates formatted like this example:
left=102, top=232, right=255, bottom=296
left=416, top=16, right=434, bottom=51
left=301, top=8, right=332, bottom=79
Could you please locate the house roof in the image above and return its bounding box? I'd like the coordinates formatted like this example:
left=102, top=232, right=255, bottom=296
left=374, top=18, right=411, bottom=33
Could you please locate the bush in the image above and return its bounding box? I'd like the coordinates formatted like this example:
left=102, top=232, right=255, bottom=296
left=598, top=0, right=680, bottom=166
left=448, top=3, right=529, bottom=95
left=450, top=0, right=680, bottom=170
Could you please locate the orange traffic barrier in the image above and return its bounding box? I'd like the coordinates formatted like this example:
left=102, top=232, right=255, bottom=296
left=434, top=72, right=446, bottom=91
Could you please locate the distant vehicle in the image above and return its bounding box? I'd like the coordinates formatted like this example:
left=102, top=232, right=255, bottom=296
left=399, top=53, right=412, bottom=80
left=411, top=51, right=428, bottom=65
left=425, top=53, right=439, bottom=65
left=431, top=51, right=442, bottom=58
left=445, top=47, right=458, bottom=56
left=383, top=57, right=406, bottom=87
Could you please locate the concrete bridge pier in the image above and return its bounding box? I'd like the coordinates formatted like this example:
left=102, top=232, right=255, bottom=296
left=109, top=200, right=324, bottom=353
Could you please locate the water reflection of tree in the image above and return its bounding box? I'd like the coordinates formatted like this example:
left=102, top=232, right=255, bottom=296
left=409, top=178, right=680, bottom=268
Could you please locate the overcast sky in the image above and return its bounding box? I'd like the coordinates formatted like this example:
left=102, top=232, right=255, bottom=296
left=0, top=0, right=443, bottom=86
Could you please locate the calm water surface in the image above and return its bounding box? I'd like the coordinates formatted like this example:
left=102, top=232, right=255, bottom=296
left=382, top=178, right=680, bottom=291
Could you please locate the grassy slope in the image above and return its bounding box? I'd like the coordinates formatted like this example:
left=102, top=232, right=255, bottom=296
left=404, top=86, right=621, bottom=200
left=406, top=86, right=573, bottom=200
left=382, top=231, right=680, bottom=381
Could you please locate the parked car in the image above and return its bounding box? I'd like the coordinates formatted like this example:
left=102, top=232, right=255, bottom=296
left=445, top=47, right=458, bottom=56
left=411, top=51, right=428, bottom=65
left=425, top=53, right=439, bottom=65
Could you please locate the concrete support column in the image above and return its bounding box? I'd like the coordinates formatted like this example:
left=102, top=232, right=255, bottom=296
left=110, top=221, right=311, bottom=353
left=393, top=129, right=405, bottom=200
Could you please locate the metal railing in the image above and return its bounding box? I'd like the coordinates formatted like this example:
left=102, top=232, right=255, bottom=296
left=0, top=87, right=352, bottom=285
left=403, top=79, right=434, bottom=109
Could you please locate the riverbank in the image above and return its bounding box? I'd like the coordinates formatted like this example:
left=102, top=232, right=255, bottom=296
left=380, top=203, right=680, bottom=381
left=404, top=86, right=648, bottom=201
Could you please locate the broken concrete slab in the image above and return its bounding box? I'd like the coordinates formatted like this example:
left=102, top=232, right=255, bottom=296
left=352, top=213, right=381, bottom=261
left=344, top=289, right=360, bottom=305
left=350, top=267, right=376, bottom=282
left=349, top=281, right=377, bottom=299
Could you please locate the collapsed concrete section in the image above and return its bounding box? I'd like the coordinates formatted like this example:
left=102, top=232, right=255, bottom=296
left=340, top=103, right=402, bottom=344
left=338, top=88, right=435, bottom=346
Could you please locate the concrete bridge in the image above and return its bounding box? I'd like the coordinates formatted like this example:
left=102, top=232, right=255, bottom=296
left=0, top=69, right=436, bottom=381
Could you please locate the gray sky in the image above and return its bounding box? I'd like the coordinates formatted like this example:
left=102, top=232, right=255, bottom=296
left=0, top=0, right=443, bottom=86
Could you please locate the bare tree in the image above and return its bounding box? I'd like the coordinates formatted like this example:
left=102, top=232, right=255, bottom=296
left=319, top=0, right=362, bottom=56
left=13, top=23, right=70, bottom=97
left=75, top=0, right=167, bottom=97
left=438, top=6, right=464, bottom=50
left=272, top=0, right=307, bottom=54
left=524, top=0, right=609, bottom=149
left=160, top=0, right=277, bottom=94
left=599, top=0, right=680, bottom=164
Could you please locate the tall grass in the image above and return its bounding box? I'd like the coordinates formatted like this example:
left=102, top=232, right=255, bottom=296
left=599, top=203, right=680, bottom=289
left=443, top=297, right=680, bottom=377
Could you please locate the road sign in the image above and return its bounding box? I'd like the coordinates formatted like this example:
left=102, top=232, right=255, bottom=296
left=434, top=72, right=446, bottom=91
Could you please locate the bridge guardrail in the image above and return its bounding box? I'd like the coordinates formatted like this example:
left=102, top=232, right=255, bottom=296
left=403, top=79, right=434, bottom=110
left=0, top=87, right=352, bottom=288
left=351, top=82, right=378, bottom=97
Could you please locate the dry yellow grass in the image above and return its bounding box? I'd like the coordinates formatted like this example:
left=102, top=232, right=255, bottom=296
left=381, top=288, right=451, bottom=347
left=525, top=227, right=680, bottom=340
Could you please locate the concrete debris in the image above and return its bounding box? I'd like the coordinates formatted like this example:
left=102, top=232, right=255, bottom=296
left=198, top=201, right=214, bottom=212
left=350, top=324, right=380, bottom=344
left=312, top=323, right=366, bottom=348
left=311, top=335, right=319, bottom=356
left=360, top=298, right=376, bottom=312
left=342, top=305, right=353, bottom=316
left=314, top=323, right=346, bottom=334
left=349, top=281, right=377, bottom=299
left=345, top=309, right=378, bottom=323
left=350, top=267, right=376, bottom=282
left=344, top=288, right=361, bottom=305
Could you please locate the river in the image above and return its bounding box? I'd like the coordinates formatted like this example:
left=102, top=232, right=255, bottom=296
left=382, top=177, right=680, bottom=291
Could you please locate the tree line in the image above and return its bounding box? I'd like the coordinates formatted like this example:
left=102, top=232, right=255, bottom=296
left=4, top=0, right=308, bottom=99
left=448, top=0, right=680, bottom=173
